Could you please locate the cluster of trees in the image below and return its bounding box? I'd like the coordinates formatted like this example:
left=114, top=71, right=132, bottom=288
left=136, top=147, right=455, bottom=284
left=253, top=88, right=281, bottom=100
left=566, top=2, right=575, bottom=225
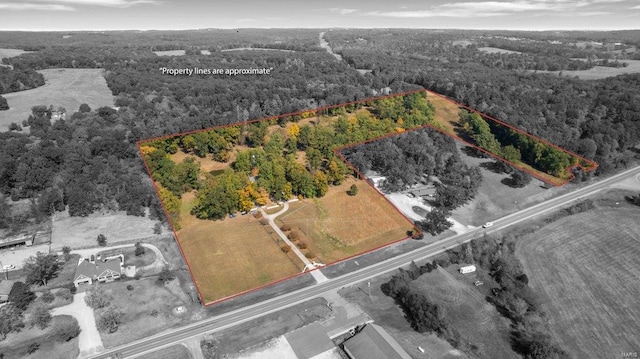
left=143, top=93, right=434, bottom=223
left=0, top=103, right=161, bottom=234
left=626, top=193, right=640, bottom=206
left=343, top=128, right=482, bottom=235
left=0, top=66, right=45, bottom=94
left=381, top=234, right=571, bottom=358
left=459, top=110, right=578, bottom=178
left=84, top=284, right=124, bottom=333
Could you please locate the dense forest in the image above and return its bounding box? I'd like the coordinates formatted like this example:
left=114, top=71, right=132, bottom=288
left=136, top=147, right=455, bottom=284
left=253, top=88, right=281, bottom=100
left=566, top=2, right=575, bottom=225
left=0, top=28, right=639, bottom=230
left=0, top=67, right=45, bottom=95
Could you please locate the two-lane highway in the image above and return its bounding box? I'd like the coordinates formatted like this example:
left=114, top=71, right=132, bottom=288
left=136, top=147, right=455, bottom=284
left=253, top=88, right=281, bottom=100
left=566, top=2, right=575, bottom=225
left=91, top=165, right=640, bottom=359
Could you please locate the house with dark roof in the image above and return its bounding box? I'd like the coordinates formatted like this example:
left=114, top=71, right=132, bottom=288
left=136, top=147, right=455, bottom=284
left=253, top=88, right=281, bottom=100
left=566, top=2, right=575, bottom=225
left=73, top=254, right=124, bottom=287
left=342, top=324, right=412, bottom=359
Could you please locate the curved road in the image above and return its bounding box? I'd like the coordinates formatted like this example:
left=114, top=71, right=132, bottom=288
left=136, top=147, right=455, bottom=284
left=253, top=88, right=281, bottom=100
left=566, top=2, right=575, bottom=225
left=91, top=165, right=640, bottom=359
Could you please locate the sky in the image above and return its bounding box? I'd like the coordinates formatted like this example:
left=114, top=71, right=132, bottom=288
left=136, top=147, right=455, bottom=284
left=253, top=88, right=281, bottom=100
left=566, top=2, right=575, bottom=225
left=0, top=0, right=639, bottom=31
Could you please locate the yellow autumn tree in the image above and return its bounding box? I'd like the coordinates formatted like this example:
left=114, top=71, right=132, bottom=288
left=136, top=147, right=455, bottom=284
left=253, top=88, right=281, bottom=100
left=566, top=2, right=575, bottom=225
left=287, top=123, right=300, bottom=139
left=139, top=145, right=156, bottom=156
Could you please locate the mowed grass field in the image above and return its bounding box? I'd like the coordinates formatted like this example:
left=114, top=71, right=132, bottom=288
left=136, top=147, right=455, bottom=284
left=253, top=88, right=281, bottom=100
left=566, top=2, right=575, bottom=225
left=411, top=266, right=518, bottom=359
left=451, top=142, right=560, bottom=226
left=0, top=68, right=114, bottom=130
left=533, top=59, right=640, bottom=80
left=277, top=178, right=415, bottom=263
left=516, top=207, right=640, bottom=358
left=177, top=192, right=305, bottom=303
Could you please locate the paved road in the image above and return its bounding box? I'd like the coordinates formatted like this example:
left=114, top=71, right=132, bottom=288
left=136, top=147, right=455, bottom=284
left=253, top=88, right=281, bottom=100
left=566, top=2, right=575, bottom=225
left=89, top=165, right=640, bottom=359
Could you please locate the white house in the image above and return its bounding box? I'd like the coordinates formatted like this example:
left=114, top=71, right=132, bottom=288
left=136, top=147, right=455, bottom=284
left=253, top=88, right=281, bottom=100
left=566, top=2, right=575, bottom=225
left=459, top=265, right=476, bottom=274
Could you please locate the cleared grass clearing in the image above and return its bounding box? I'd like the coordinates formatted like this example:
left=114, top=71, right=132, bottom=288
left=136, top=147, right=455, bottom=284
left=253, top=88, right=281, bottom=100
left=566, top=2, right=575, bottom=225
left=478, top=47, right=522, bottom=54
left=277, top=177, right=414, bottom=263
left=533, top=59, right=640, bottom=80
left=154, top=50, right=186, bottom=56
left=0, top=48, right=32, bottom=59
left=51, top=209, right=160, bottom=251
left=451, top=142, right=561, bottom=226
left=515, top=207, right=640, bottom=359
left=97, top=278, right=192, bottom=348
left=425, top=90, right=461, bottom=133
left=410, top=266, right=518, bottom=359
left=178, top=193, right=305, bottom=303
left=0, top=68, right=114, bottom=130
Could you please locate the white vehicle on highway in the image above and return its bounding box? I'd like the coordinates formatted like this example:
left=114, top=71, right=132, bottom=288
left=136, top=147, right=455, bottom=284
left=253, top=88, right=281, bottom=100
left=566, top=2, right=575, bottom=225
left=482, top=222, right=494, bottom=228
left=2, top=264, right=16, bottom=270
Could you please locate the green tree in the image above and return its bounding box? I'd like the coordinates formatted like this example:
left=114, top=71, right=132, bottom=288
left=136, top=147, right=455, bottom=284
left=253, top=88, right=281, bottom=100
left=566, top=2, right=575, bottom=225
left=347, top=184, right=359, bottom=196
left=62, top=246, right=71, bottom=261
left=0, top=305, right=24, bottom=340
left=134, top=242, right=146, bottom=256
left=84, top=284, right=112, bottom=309
left=97, top=233, right=107, bottom=247
left=97, top=306, right=123, bottom=333
left=30, top=303, right=51, bottom=329
left=313, top=171, right=329, bottom=197
left=8, top=281, right=35, bottom=312
left=0, top=95, right=9, bottom=111
left=157, top=265, right=176, bottom=285
left=418, top=208, right=452, bottom=235
left=23, top=252, right=61, bottom=287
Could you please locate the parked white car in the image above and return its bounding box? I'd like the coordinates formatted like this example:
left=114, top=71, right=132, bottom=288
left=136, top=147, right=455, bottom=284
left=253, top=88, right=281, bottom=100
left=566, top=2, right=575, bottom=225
left=482, top=222, right=494, bottom=228
left=2, top=264, right=16, bottom=270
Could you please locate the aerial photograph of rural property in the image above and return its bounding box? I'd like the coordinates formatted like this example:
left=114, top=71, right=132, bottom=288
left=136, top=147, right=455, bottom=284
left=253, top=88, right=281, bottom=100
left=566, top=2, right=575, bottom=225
left=0, top=1, right=639, bottom=359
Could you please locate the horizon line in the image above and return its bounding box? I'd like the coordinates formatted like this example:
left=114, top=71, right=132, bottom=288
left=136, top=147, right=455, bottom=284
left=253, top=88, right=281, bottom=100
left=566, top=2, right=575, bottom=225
left=1, top=27, right=639, bottom=32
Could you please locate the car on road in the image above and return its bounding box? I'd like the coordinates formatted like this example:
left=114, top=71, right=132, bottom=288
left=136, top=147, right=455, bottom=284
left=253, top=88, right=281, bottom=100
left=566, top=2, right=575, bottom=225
left=482, top=221, right=493, bottom=228
left=2, top=264, right=16, bottom=270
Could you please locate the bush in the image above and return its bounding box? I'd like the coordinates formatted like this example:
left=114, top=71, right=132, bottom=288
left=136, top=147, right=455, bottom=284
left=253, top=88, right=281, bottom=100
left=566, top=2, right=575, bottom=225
left=62, top=246, right=71, bottom=261
left=97, top=234, right=107, bottom=247
left=280, top=224, right=291, bottom=231
left=134, top=242, right=146, bottom=256
left=258, top=218, right=268, bottom=226
left=287, top=231, right=298, bottom=240
left=41, top=290, right=55, bottom=303
left=51, top=319, right=81, bottom=342
left=281, top=245, right=291, bottom=253
left=297, top=242, right=307, bottom=249
left=157, top=265, right=175, bottom=285
left=26, top=343, right=39, bottom=354
left=347, top=184, right=359, bottom=196
left=304, top=252, right=315, bottom=259
left=153, top=222, right=163, bottom=234
left=84, top=285, right=112, bottom=309
left=126, top=285, right=134, bottom=291
left=56, top=288, right=73, bottom=302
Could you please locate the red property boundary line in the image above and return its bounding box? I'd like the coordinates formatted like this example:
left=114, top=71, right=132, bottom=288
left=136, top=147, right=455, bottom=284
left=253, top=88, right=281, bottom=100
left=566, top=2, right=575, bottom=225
left=136, top=88, right=597, bottom=306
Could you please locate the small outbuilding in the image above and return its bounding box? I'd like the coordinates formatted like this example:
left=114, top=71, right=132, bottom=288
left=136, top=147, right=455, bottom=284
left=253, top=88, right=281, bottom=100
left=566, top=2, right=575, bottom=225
left=459, top=265, right=477, bottom=274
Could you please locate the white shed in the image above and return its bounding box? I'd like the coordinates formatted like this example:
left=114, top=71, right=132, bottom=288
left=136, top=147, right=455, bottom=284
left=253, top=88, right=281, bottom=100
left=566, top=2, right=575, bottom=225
left=459, top=265, right=476, bottom=274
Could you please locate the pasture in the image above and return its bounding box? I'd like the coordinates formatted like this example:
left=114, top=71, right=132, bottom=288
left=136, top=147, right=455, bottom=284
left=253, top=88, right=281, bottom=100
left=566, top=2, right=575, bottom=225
left=154, top=50, right=186, bottom=56
left=177, top=192, right=305, bottom=303
left=0, top=68, right=114, bottom=130
left=515, top=207, right=640, bottom=358
left=0, top=48, right=32, bottom=60
left=478, top=47, right=522, bottom=54
left=276, top=178, right=415, bottom=263
left=533, top=59, right=640, bottom=80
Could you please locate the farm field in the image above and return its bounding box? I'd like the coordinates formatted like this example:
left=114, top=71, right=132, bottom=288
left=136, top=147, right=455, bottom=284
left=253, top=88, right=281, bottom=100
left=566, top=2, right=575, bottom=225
left=533, top=59, right=640, bottom=80
left=516, top=207, right=640, bottom=358
left=154, top=50, right=186, bottom=56
left=478, top=46, right=522, bottom=54
left=177, top=192, right=305, bottom=303
left=0, top=68, right=114, bottom=130
left=0, top=48, right=32, bottom=60
left=276, top=177, right=415, bottom=263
